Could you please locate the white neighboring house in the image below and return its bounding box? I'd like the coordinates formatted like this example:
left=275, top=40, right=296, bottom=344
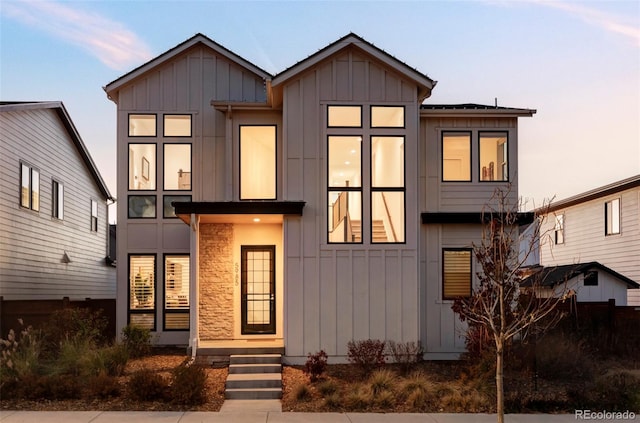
left=538, top=175, right=640, bottom=306
left=0, top=102, right=115, bottom=312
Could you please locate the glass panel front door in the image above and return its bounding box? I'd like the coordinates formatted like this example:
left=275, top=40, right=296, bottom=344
left=241, top=245, right=276, bottom=334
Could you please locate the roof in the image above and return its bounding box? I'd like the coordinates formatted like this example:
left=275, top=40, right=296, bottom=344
left=540, top=174, right=640, bottom=213
left=522, top=262, right=639, bottom=289
left=0, top=101, right=113, bottom=201
left=104, top=33, right=272, bottom=98
left=271, top=33, right=436, bottom=100
left=421, top=103, right=536, bottom=117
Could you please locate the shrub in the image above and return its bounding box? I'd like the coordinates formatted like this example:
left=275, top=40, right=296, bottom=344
left=52, top=338, right=95, bottom=377
left=324, top=391, right=342, bottom=408
left=594, top=369, right=640, bottom=411
left=121, top=324, right=152, bottom=358
left=387, top=341, right=423, bottom=374
left=345, top=383, right=373, bottom=410
left=293, top=382, right=312, bottom=401
left=368, top=368, right=396, bottom=395
left=171, top=360, right=208, bottom=406
left=42, top=308, right=108, bottom=355
left=88, top=372, right=121, bottom=399
left=304, top=350, right=328, bottom=382
left=127, top=368, right=168, bottom=401
left=0, top=323, right=42, bottom=382
left=535, top=333, right=594, bottom=381
left=94, top=343, right=129, bottom=376
left=347, top=339, right=386, bottom=373
left=317, top=379, right=339, bottom=396
left=374, top=389, right=396, bottom=407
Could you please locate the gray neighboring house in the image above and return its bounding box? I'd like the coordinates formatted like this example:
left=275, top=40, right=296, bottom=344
left=0, top=102, right=115, bottom=317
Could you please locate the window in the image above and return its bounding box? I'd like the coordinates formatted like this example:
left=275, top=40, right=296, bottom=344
left=328, top=136, right=362, bottom=243
left=128, top=144, right=156, bottom=190
left=605, top=198, right=620, bottom=235
left=443, top=249, right=472, bottom=300
left=164, top=144, right=191, bottom=190
left=442, top=132, right=471, bottom=181
left=164, top=255, right=190, bottom=330
left=371, top=106, right=404, bottom=128
left=128, top=195, right=156, bottom=218
left=20, top=162, right=39, bottom=211
left=90, top=200, right=98, bottom=231
left=554, top=214, right=564, bottom=244
left=129, top=114, right=156, bottom=137
left=129, top=255, right=156, bottom=330
left=328, top=106, right=362, bottom=127
left=52, top=180, right=63, bottom=220
left=163, top=195, right=191, bottom=218
left=371, top=136, right=405, bottom=242
left=479, top=132, right=508, bottom=181
left=240, top=125, right=276, bottom=200
left=584, top=271, right=598, bottom=286
left=164, top=114, right=191, bottom=137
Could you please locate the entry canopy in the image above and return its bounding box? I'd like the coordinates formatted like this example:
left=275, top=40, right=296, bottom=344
left=174, top=201, right=305, bottom=225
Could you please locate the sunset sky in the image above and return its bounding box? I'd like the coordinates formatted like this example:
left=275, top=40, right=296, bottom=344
left=1, top=0, right=638, bottom=220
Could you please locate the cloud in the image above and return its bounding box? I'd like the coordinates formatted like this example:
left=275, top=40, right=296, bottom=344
left=2, top=0, right=153, bottom=70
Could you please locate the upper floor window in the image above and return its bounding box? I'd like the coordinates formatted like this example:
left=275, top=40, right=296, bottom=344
left=240, top=125, right=276, bottom=200
left=605, top=198, right=620, bottom=235
left=328, top=106, right=362, bottom=128
left=163, top=195, right=191, bottom=219
left=164, top=144, right=191, bottom=190
left=442, top=132, right=471, bottom=182
left=328, top=136, right=362, bottom=243
left=443, top=249, right=472, bottom=300
left=371, top=106, right=404, bottom=128
left=163, top=115, right=191, bottom=137
left=90, top=199, right=98, bottom=232
left=52, top=180, right=64, bottom=220
left=20, top=162, right=39, bottom=211
left=554, top=214, right=564, bottom=244
left=129, top=144, right=156, bottom=190
left=479, top=132, right=508, bottom=182
left=371, top=136, right=405, bottom=243
left=129, top=114, right=156, bottom=137
left=128, top=195, right=157, bottom=218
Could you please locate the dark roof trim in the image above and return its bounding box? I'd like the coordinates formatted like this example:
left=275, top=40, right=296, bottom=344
left=421, top=212, right=535, bottom=225
left=522, top=262, right=640, bottom=289
left=540, top=175, right=640, bottom=213
left=421, top=103, right=536, bottom=117
left=174, top=201, right=305, bottom=216
left=0, top=101, right=113, bottom=201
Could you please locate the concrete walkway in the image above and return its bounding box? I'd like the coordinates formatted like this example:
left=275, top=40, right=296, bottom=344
left=2, top=411, right=634, bottom=423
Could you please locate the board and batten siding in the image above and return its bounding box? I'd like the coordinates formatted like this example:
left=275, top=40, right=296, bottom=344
left=0, top=108, right=114, bottom=300
left=540, top=188, right=640, bottom=305
left=281, top=48, right=421, bottom=363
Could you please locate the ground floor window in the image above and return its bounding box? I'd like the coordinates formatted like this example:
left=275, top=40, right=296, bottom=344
left=129, top=254, right=156, bottom=330
left=443, top=249, right=472, bottom=300
left=164, top=255, right=189, bottom=330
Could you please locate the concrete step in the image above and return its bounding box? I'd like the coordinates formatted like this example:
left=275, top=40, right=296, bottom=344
left=197, top=346, right=284, bottom=356
left=225, top=373, right=282, bottom=389
left=229, top=354, right=282, bottom=365
left=225, top=387, right=282, bottom=400
left=228, top=363, right=282, bottom=374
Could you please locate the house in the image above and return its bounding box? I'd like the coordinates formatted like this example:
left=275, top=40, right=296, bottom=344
left=104, top=33, right=535, bottom=362
left=0, top=101, right=116, bottom=334
left=522, top=262, right=639, bottom=305
left=537, top=175, right=640, bottom=306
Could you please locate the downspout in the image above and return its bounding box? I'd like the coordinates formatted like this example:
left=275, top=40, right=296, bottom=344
left=189, top=213, right=200, bottom=359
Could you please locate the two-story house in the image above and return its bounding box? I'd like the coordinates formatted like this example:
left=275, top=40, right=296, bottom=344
left=0, top=101, right=115, bottom=334
left=538, top=175, right=640, bottom=306
left=104, top=33, right=535, bottom=361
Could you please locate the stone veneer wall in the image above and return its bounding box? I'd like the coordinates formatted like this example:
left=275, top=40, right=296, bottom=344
left=199, top=223, right=234, bottom=340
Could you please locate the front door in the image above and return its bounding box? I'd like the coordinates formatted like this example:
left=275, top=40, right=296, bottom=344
left=241, top=245, right=276, bottom=334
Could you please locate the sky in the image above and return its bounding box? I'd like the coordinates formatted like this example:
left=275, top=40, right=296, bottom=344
left=1, top=0, right=639, bottom=221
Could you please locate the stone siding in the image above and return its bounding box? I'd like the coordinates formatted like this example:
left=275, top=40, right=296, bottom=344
left=199, top=223, right=234, bottom=340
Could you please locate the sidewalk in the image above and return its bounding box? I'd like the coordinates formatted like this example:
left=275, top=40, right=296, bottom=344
left=0, top=411, right=623, bottom=423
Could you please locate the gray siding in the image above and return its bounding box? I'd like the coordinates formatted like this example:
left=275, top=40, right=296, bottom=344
left=0, top=108, right=114, bottom=300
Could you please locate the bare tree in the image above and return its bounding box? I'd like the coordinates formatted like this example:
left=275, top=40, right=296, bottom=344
left=452, top=187, right=565, bottom=423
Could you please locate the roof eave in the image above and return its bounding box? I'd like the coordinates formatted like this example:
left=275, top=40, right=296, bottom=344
left=421, top=108, right=536, bottom=118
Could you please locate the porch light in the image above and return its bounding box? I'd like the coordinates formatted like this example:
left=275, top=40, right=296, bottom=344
left=253, top=218, right=261, bottom=222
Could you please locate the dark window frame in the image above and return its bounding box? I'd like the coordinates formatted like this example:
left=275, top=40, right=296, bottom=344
left=128, top=142, right=157, bottom=191
left=442, top=248, right=473, bottom=300
left=583, top=271, right=598, bottom=286
left=441, top=131, right=472, bottom=182
left=327, top=105, right=363, bottom=128
left=52, top=179, right=64, bottom=220
left=163, top=253, right=190, bottom=331
left=128, top=113, right=157, bottom=137
left=163, top=195, right=192, bottom=219
left=554, top=214, right=564, bottom=245
left=239, top=124, right=278, bottom=201
left=19, top=161, right=40, bottom=211
left=128, top=195, right=157, bottom=219
left=604, top=198, right=621, bottom=236
left=370, top=105, right=406, bottom=128
left=163, top=114, right=192, bottom=138
left=478, top=131, right=509, bottom=183
left=90, top=199, right=98, bottom=232
left=128, top=253, right=157, bottom=331
left=163, top=143, right=192, bottom=191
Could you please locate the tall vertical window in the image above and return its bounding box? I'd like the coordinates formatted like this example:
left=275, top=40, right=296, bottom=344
left=129, top=255, right=156, bottom=330
left=20, top=162, right=39, bottom=211
left=554, top=214, right=564, bottom=244
left=443, top=249, right=472, bottom=300
left=52, top=180, right=64, bottom=220
left=240, top=125, right=276, bottom=200
left=90, top=200, right=98, bottom=231
left=164, top=255, right=189, bottom=330
left=129, top=114, right=156, bottom=137
left=128, top=144, right=156, bottom=190
left=328, top=136, right=362, bottom=243
left=164, top=144, right=191, bottom=190
left=442, top=132, right=471, bottom=181
left=605, top=198, right=620, bottom=235
left=479, top=132, right=508, bottom=181
left=371, top=136, right=405, bottom=242
left=163, top=115, right=191, bottom=137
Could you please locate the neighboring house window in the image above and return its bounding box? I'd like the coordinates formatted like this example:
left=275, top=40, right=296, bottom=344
left=90, top=199, right=98, bottom=231
left=164, top=144, right=191, bottom=190
left=128, top=195, right=157, bottom=218
left=371, top=136, right=405, bottom=243
left=128, top=144, right=156, bottom=190
left=328, top=135, right=362, bottom=243
left=52, top=180, right=64, bottom=220
left=442, top=132, right=471, bottom=181
left=605, top=198, right=620, bottom=235
left=20, top=162, right=40, bottom=211
left=164, top=255, right=190, bottom=330
left=554, top=214, right=564, bottom=245
left=163, top=114, right=191, bottom=137
left=129, top=114, right=156, bottom=137
left=239, top=125, right=276, bottom=200
left=584, top=271, right=598, bottom=286
left=479, top=132, right=508, bottom=181
left=129, top=255, right=156, bottom=330
left=163, top=195, right=191, bottom=218
left=443, top=249, right=472, bottom=300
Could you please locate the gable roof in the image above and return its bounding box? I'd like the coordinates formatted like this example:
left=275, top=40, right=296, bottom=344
left=522, top=262, right=639, bottom=289
left=0, top=101, right=113, bottom=201
left=104, top=33, right=272, bottom=98
left=421, top=103, right=536, bottom=117
left=271, top=33, right=436, bottom=99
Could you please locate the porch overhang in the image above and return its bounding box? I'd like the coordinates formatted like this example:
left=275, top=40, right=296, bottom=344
left=421, top=212, right=535, bottom=225
left=174, top=201, right=305, bottom=224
